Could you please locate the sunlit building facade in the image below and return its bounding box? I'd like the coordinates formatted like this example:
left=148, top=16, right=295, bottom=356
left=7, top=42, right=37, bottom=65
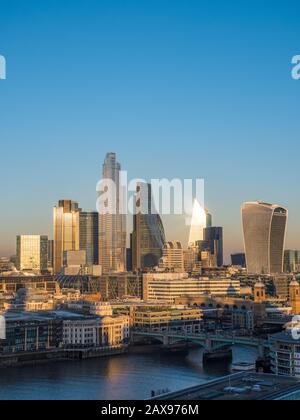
left=160, top=241, right=184, bottom=272
left=188, top=199, right=207, bottom=245
left=16, top=235, right=48, bottom=272
left=53, top=200, right=81, bottom=274
left=203, top=227, right=224, bottom=267
left=242, top=201, right=288, bottom=275
left=132, top=182, right=165, bottom=271
left=98, top=153, right=126, bottom=273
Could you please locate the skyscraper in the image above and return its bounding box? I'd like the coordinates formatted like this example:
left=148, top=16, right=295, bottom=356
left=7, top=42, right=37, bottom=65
left=203, top=227, right=224, bottom=267
left=16, top=235, right=48, bottom=272
left=48, top=239, right=54, bottom=270
left=284, top=250, right=300, bottom=273
left=132, top=182, right=165, bottom=271
left=231, top=253, right=246, bottom=268
left=188, top=199, right=207, bottom=245
left=206, top=211, right=212, bottom=229
left=53, top=200, right=81, bottom=274
left=98, top=153, right=126, bottom=273
left=79, top=212, right=99, bottom=266
left=242, top=201, right=288, bottom=274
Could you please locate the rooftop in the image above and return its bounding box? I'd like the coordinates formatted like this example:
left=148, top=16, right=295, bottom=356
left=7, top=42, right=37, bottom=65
left=1, top=310, right=100, bottom=322
left=152, top=373, right=300, bottom=401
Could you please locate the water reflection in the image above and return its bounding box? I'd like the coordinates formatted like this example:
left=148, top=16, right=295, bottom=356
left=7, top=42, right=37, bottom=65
left=0, top=346, right=258, bottom=400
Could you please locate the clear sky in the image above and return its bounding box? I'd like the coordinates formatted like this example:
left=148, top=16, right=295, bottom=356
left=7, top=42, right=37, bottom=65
left=1, top=0, right=300, bottom=260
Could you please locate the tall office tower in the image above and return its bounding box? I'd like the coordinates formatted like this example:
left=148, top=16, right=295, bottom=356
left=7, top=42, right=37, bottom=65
left=242, top=201, right=288, bottom=275
left=203, top=227, right=224, bottom=267
left=53, top=200, right=81, bottom=274
left=98, top=153, right=126, bottom=273
left=183, top=246, right=200, bottom=273
left=132, top=182, right=165, bottom=271
left=79, top=212, right=99, bottom=266
left=188, top=199, right=207, bottom=245
left=48, top=239, right=54, bottom=269
left=231, top=253, right=246, bottom=268
left=160, top=241, right=185, bottom=272
left=16, top=235, right=48, bottom=272
left=284, top=250, right=300, bottom=273
left=206, top=211, right=212, bottom=229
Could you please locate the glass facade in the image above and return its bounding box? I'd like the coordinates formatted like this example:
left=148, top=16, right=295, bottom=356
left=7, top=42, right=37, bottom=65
left=284, top=250, right=300, bottom=273
left=16, top=235, right=48, bottom=272
left=203, top=227, right=224, bottom=267
left=53, top=200, right=81, bottom=274
left=98, top=153, right=126, bottom=273
left=132, top=183, right=166, bottom=270
left=79, top=212, right=99, bottom=266
left=188, top=199, right=207, bottom=245
left=242, top=202, right=288, bottom=274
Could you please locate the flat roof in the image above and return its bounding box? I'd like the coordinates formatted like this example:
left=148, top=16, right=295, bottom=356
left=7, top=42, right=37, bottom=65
left=1, top=310, right=100, bottom=322
left=152, top=373, right=300, bottom=401
left=270, top=331, right=300, bottom=345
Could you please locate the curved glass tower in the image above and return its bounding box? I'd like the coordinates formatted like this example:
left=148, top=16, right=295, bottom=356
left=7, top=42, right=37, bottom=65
left=132, top=183, right=166, bottom=270
left=242, top=201, right=288, bottom=274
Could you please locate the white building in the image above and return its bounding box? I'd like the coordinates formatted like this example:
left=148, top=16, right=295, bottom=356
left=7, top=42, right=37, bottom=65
left=63, top=315, right=130, bottom=348
left=143, top=273, right=240, bottom=303
left=270, top=331, right=300, bottom=378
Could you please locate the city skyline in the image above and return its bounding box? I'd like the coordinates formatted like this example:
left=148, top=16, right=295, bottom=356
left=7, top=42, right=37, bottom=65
left=0, top=150, right=297, bottom=263
left=0, top=151, right=296, bottom=266
left=1, top=1, right=300, bottom=259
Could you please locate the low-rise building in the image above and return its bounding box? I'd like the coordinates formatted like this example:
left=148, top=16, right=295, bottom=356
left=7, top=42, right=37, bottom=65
left=63, top=315, right=130, bottom=348
left=100, top=273, right=142, bottom=300
left=270, top=331, right=300, bottom=378
left=143, top=273, right=241, bottom=303
left=132, top=306, right=202, bottom=334
left=0, top=312, right=63, bottom=354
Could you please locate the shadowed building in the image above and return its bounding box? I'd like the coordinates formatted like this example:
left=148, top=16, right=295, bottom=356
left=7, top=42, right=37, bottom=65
left=242, top=201, right=288, bottom=275
left=79, top=212, right=99, bottom=266
left=284, top=250, right=300, bottom=273
left=203, top=227, right=223, bottom=267
left=132, top=183, right=165, bottom=271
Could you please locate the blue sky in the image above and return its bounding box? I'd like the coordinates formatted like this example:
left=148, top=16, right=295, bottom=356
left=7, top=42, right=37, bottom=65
left=0, top=0, right=300, bottom=259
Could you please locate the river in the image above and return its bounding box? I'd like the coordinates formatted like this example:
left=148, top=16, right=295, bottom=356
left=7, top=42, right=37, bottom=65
left=0, top=346, right=258, bottom=400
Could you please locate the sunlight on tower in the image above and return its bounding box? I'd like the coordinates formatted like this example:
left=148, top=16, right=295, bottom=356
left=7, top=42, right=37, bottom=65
left=188, top=199, right=207, bottom=246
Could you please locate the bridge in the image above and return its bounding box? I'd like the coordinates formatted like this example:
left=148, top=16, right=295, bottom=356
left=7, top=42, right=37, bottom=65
left=132, top=330, right=266, bottom=358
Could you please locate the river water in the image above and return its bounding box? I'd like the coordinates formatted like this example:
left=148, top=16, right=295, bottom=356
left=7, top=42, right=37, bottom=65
left=0, top=346, right=257, bottom=400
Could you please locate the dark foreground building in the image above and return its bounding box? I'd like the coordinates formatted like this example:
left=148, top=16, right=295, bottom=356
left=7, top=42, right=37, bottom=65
left=153, top=372, right=300, bottom=401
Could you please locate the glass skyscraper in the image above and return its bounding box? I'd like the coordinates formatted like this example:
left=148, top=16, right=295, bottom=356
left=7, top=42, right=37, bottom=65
left=98, top=153, right=126, bottom=273
left=188, top=199, right=207, bottom=245
left=79, top=212, right=99, bottom=266
left=132, top=182, right=166, bottom=271
left=16, top=235, right=48, bottom=272
left=242, top=201, right=288, bottom=274
left=53, top=200, right=81, bottom=274
left=203, top=227, right=224, bottom=267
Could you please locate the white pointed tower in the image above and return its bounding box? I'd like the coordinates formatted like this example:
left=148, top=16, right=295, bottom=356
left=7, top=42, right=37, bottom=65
left=188, top=199, right=207, bottom=246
